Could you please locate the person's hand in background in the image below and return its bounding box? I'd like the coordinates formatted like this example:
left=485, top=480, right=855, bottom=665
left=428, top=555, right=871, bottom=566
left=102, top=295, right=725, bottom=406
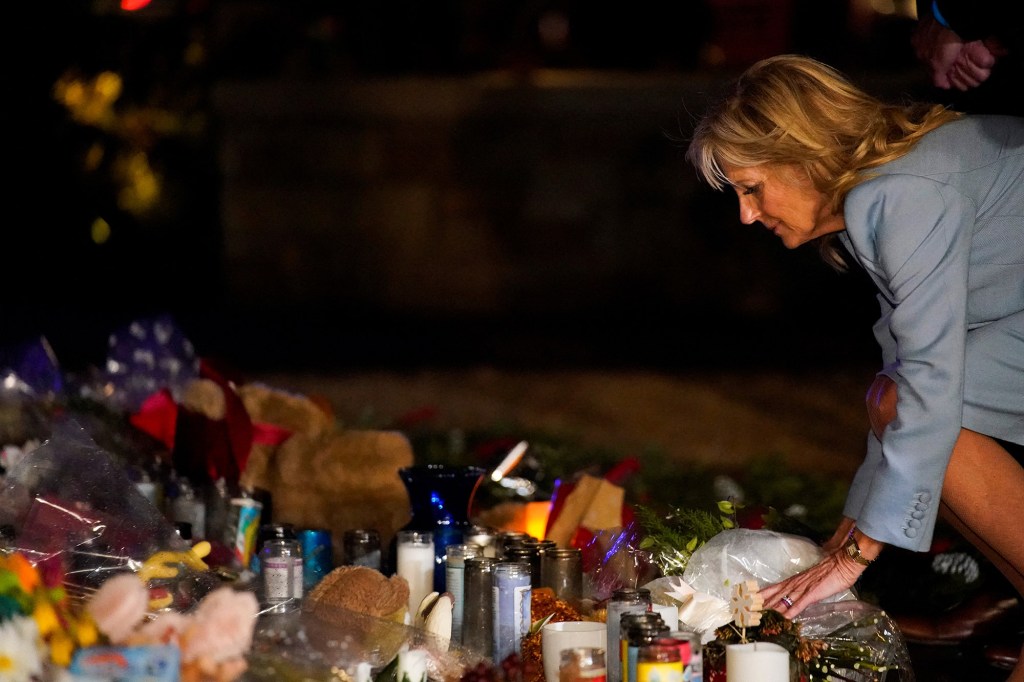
left=912, top=15, right=1006, bottom=91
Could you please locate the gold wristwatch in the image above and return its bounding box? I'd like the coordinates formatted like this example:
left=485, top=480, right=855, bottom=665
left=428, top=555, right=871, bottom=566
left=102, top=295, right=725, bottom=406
left=843, top=536, right=874, bottom=567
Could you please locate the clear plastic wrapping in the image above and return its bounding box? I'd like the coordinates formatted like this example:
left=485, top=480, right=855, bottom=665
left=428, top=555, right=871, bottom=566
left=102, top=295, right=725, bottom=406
left=246, top=606, right=484, bottom=681
left=681, top=529, right=856, bottom=604
left=0, top=418, right=221, bottom=608
left=676, top=529, right=914, bottom=681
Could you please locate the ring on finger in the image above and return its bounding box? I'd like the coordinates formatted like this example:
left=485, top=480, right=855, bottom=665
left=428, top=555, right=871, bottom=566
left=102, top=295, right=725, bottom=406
left=780, top=595, right=794, bottom=608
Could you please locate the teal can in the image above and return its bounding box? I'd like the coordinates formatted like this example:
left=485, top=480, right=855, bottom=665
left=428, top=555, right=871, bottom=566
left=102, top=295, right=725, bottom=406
left=298, top=528, right=333, bottom=591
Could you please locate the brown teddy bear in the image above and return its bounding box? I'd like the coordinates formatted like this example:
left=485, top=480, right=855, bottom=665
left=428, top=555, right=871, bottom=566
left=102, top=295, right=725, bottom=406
left=171, top=365, right=415, bottom=569
left=236, top=382, right=414, bottom=567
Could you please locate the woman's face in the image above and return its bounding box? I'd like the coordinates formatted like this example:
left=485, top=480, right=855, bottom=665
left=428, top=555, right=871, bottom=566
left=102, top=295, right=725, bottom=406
left=722, top=163, right=844, bottom=248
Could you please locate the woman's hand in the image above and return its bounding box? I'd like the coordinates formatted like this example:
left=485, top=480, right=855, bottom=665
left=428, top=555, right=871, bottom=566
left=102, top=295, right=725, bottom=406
left=759, top=529, right=884, bottom=618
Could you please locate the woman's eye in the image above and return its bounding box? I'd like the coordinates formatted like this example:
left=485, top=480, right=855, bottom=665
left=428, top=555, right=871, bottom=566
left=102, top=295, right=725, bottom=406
left=742, top=184, right=760, bottom=196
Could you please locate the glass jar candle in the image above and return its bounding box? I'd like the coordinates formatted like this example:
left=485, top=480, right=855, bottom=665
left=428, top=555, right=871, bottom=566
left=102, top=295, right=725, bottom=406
left=636, top=639, right=684, bottom=682
left=397, top=530, right=435, bottom=618
left=464, top=524, right=498, bottom=558
left=605, top=588, right=652, bottom=682
left=463, top=556, right=497, bottom=657
left=260, top=538, right=302, bottom=614
left=493, top=561, right=531, bottom=662
left=540, top=547, right=583, bottom=608
left=446, top=543, right=482, bottom=644
left=623, top=616, right=669, bottom=682
left=343, top=528, right=381, bottom=570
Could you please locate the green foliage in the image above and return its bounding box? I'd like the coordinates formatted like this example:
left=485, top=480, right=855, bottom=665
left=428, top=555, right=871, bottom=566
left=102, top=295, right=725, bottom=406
left=634, top=502, right=729, bottom=575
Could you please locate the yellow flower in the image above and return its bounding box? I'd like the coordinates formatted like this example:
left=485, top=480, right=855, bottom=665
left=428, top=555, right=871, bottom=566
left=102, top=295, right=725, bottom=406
left=73, top=615, right=99, bottom=648
left=32, top=601, right=59, bottom=637
left=48, top=629, right=75, bottom=667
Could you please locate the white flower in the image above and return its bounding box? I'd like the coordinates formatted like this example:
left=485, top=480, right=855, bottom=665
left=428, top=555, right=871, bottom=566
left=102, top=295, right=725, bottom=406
left=0, top=616, right=43, bottom=682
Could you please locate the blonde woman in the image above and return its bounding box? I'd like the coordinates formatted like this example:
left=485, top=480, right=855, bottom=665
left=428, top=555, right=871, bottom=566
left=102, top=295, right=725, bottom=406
left=687, top=54, right=1024, bottom=678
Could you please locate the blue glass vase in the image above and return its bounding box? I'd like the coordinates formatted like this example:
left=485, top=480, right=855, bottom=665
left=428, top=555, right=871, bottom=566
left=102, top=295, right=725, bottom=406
left=396, top=464, right=485, bottom=593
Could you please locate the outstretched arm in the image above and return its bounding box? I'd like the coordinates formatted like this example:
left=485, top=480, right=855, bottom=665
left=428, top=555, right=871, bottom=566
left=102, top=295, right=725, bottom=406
left=762, top=376, right=895, bottom=616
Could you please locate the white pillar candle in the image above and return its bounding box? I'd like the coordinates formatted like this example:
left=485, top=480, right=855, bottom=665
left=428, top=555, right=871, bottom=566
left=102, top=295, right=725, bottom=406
left=725, top=642, right=789, bottom=682
left=397, top=531, right=435, bottom=618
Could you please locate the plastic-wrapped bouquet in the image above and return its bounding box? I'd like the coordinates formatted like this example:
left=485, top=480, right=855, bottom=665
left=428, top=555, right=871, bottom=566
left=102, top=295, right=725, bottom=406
left=651, top=529, right=914, bottom=681
left=0, top=550, right=99, bottom=680
left=0, top=418, right=256, bottom=681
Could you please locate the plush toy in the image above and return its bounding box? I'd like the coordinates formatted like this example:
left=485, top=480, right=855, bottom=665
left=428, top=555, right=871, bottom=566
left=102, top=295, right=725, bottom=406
left=236, top=382, right=414, bottom=566
left=169, top=365, right=415, bottom=568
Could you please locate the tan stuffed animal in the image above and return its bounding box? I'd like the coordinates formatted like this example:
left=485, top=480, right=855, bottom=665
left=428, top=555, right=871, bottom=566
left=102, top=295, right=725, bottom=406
left=237, top=383, right=414, bottom=566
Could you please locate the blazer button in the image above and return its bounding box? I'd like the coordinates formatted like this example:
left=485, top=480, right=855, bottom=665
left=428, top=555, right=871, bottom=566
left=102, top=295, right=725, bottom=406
left=917, top=492, right=932, bottom=503
left=905, top=527, right=918, bottom=538
left=915, top=502, right=928, bottom=511
left=908, top=518, right=922, bottom=528
left=912, top=510, right=925, bottom=519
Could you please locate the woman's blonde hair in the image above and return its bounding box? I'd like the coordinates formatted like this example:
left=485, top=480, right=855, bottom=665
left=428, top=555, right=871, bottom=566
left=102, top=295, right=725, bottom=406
left=686, top=54, right=961, bottom=268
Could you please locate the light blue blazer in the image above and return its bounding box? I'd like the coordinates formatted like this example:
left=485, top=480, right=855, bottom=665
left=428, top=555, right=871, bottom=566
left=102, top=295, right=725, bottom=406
left=838, top=115, right=1024, bottom=553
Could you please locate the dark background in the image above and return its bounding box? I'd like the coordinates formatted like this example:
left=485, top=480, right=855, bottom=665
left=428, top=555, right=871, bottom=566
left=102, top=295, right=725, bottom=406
left=5, top=0, right=972, bottom=375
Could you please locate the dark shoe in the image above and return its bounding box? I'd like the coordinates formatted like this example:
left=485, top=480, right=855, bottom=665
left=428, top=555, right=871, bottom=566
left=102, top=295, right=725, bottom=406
left=893, top=591, right=1023, bottom=645
left=983, top=642, right=1021, bottom=670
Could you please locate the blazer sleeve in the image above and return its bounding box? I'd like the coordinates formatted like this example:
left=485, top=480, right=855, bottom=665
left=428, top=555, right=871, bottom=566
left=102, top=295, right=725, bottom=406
left=844, top=298, right=897, bottom=520
left=843, top=174, right=974, bottom=552
left=843, top=431, right=884, bottom=520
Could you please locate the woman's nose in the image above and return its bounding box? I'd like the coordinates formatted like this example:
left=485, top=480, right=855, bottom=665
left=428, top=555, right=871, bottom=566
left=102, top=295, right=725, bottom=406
left=738, top=198, right=760, bottom=225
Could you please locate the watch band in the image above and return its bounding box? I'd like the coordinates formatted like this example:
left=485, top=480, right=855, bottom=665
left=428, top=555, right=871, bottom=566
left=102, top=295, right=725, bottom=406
left=844, top=536, right=874, bottom=567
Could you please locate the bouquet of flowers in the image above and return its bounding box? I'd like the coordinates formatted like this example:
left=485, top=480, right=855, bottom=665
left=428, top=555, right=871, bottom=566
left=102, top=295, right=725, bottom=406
left=0, top=413, right=259, bottom=681
left=0, top=551, right=98, bottom=681
left=641, top=528, right=914, bottom=681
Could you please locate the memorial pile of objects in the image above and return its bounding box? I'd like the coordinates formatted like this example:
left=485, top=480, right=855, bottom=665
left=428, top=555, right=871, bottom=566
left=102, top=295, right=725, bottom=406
left=0, top=315, right=944, bottom=681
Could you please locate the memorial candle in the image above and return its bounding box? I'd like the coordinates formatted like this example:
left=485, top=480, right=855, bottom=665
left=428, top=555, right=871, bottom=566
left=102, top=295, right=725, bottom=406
left=397, top=530, right=434, bottom=619
left=725, top=642, right=789, bottom=682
